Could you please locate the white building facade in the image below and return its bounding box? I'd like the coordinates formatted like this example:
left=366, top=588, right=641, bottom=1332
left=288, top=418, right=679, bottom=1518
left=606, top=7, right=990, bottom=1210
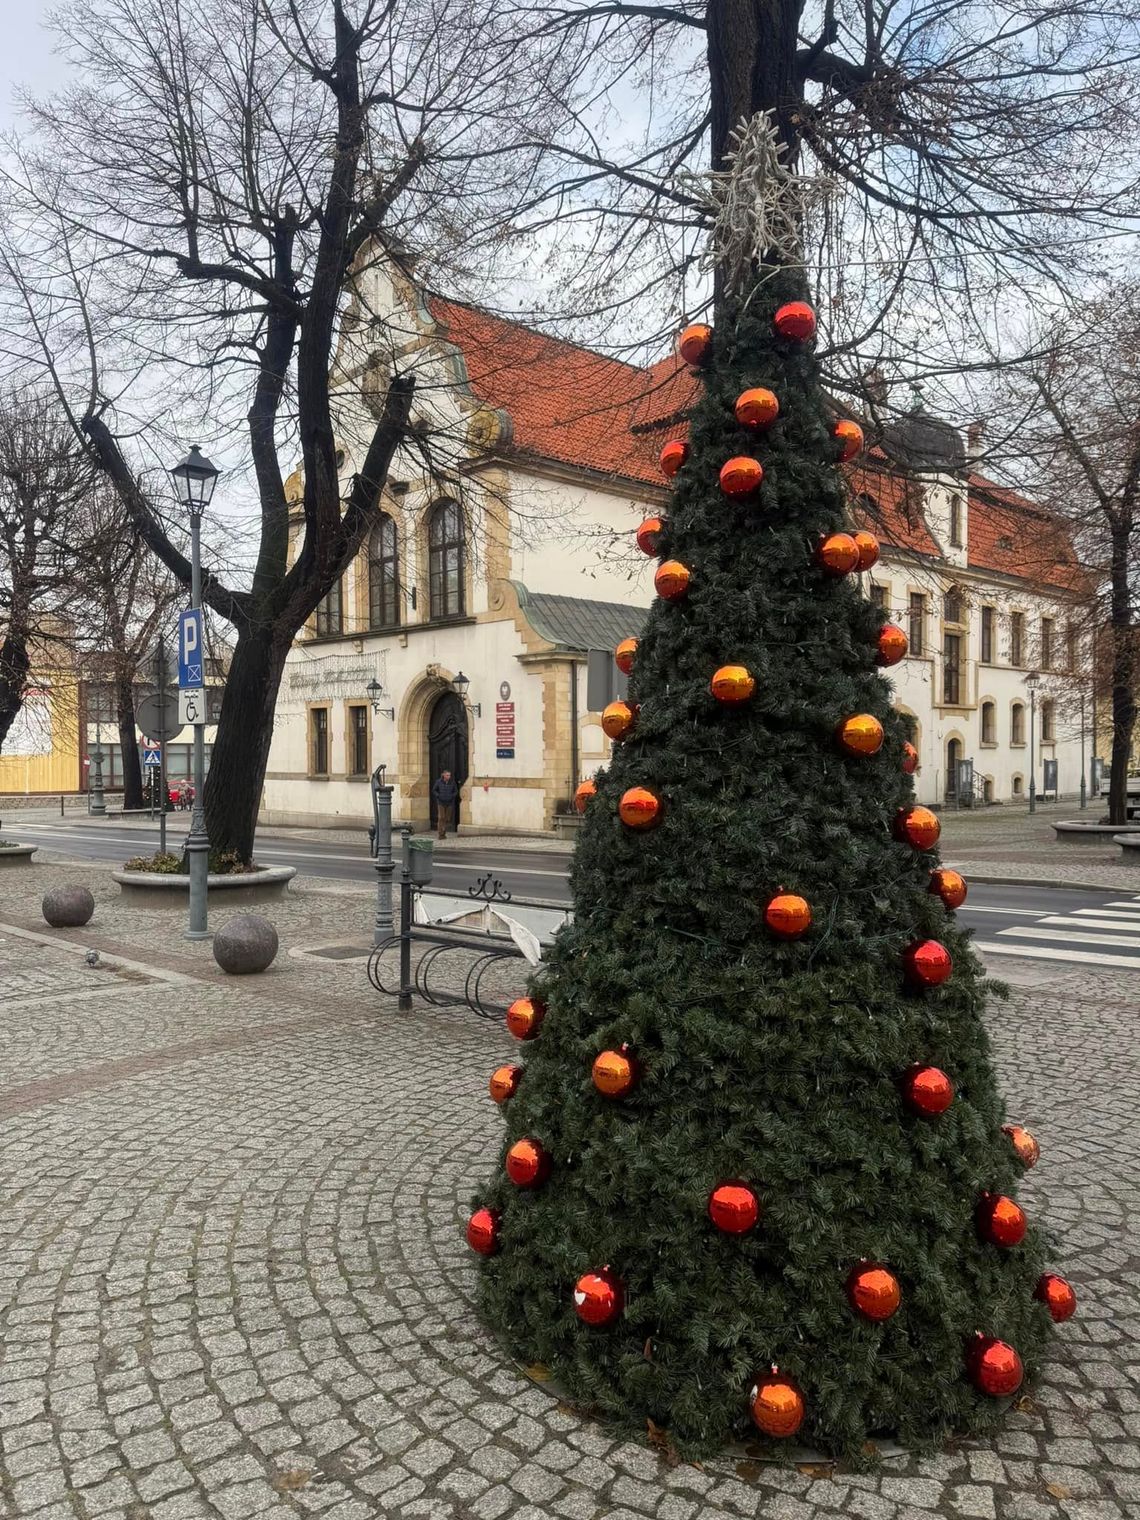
left=261, top=249, right=1092, bottom=833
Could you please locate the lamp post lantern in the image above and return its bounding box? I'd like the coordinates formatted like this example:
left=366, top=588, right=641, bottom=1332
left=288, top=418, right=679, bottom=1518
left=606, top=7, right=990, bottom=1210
left=1025, top=670, right=1041, bottom=815
left=452, top=670, right=481, bottom=717
left=170, top=445, right=220, bottom=940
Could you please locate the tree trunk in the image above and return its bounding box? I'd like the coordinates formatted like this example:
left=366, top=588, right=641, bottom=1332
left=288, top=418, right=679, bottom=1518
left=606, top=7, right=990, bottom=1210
left=0, top=629, right=31, bottom=752
left=1107, top=521, right=1136, bottom=827
left=117, top=674, right=144, bottom=810
left=202, top=623, right=292, bottom=861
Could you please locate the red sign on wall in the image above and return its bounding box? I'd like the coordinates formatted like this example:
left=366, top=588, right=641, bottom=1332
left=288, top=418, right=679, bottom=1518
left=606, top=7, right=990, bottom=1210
left=496, top=701, right=515, bottom=759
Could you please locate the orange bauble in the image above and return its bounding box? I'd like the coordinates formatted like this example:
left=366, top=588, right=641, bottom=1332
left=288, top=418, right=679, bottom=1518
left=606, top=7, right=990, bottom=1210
left=833, top=418, right=864, bottom=462
left=678, top=322, right=713, bottom=366
left=764, top=893, right=812, bottom=939
left=1003, top=1124, right=1040, bottom=1168
left=1035, top=1273, right=1077, bottom=1322
left=708, top=1182, right=760, bottom=1234
left=902, top=1064, right=955, bottom=1116
left=506, top=996, right=545, bottom=1040
left=573, top=779, right=597, bottom=814
left=619, top=786, right=663, bottom=830
left=636, top=516, right=667, bottom=555
left=719, top=456, right=764, bottom=497
left=615, top=637, right=638, bottom=675
left=773, top=301, right=816, bottom=342
left=466, top=1207, right=500, bottom=1256
left=977, top=1193, right=1027, bottom=1248
left=506, top=1137, right=551, bottom=1188
left=876, top=624, right=908, bottom=666
left=967, top=1335, right=1024, bottom=1397
left=489, top=1064, right=523, bottom=1104
left=903, top=939, right=953, bottom=987
left=601, top=700, right=638, bottom=741
left=574, top=1268, right=624, bottom=1325
left=655, top=560, right=691, bottom=600
left=818, top=531, right=860, bottom=575
left=735, top=387, right=780, bottom=429
left=592, top=1047, right=638, bottom=1098
left=894, top=805, right=940, bottom=849
left=710, top=665, right=756, bottom=704
left=749, top=1372, right=805, bottom=1437
left=853, top=530, right=880, bottom=570
left=901, top=741, right=919, bottom=775
left=837, top=713, right=884, bottom=756
left=847, top=1264, right=901, bottom=1322
left=659, top=439, right=689, bottom=477
left=930, top=867, right=967, bottom=909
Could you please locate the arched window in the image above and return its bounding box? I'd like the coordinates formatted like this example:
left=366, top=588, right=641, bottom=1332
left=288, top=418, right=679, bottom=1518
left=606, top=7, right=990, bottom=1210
left=943, top=584, right=964, bottom=623
left=368, top=514, right=400, bottom=630
left=981, top=701, right=996, bottom=744
left=1012, top=774, right=1024, bottom=797
left=1042, top=699, right=1055, bottom=742
left=428, top=500, right=465, bottom=620
left=1011, top=702, right=1025, bottom=745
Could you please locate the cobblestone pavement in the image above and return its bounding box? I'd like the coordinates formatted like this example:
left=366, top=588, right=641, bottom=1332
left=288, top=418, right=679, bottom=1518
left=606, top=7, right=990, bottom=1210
left=1, top=862, right=1137, bottom=1520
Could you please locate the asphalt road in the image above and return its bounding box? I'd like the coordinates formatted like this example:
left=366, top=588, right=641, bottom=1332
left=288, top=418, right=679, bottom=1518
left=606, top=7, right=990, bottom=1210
left=13, top=817, right=1140, bottom=971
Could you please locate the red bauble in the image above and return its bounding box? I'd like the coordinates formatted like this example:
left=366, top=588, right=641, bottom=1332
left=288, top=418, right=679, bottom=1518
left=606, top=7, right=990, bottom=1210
left=1035, top=1273, right=1077, bottom=1322
left=818, top=531, right=860, bottom=575
left=719, top=456, right=764, bottom=497
left=573, top=779, right=597, bottom=814
left=773, top=301, right=816, bottom=343
left=489, top=1064, right=522, bottom=1104
left=930, top=868, right=968, bottom=909
left=601, top=700, right=638, bottom=741
left=659, top=439, right=689, bottom=477
left=735, top=387, right=780, bottom=429
left=901, top=741, right=919, bottom=775
left=708, top=1182, right=760, bottom=1234
left=619, top=786, right=663, bottom=830
left=833, top=418, right=864, bottom=462
left=749, top=1372, right=805, bottom=1437
left=977, top=1193, right=1028, bottom=1248
left=710, top=665, right=756, bottom=704
left=876, top=624, right=908, bottom=666
left=903, top=939, right=953, bottom=988
left=837, top=713, right=884, bottom=756
left=967, top=1334, right=1024, bottom=1397
left=894, top=805, right=940, bottom=849
left=847, top=1264, right=902, bottom=1322
left=902, top=1064, right=955, bottom=1116
left=678, top=323, right=713, bottom=367
left=573, top=1268, right=624, bottom=1326
left=635, top=516, right=667, bottom=555
left=615, top=637, right=638, bottom=675
left=764, top=893, right=812, bottom=939
left=1003, top=1124, right=1040, bottom=1168
left=506, top=996, right=545, bottom=1040
left=654, top=560, right=691, bottom=600
left=592, top=1047, right=638, bottom=1098
left=506, top=1137, right=551, bottom=1188
left=853, top=530, right=880, bottom=571
left=466, top=1207, right=501, bottom=1256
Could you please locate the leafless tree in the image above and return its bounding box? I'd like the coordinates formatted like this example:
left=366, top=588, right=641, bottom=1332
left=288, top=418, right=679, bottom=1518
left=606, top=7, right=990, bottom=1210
left=0, top=390, right=95, bottom=755
left=1, top=0, right=571, bottom=859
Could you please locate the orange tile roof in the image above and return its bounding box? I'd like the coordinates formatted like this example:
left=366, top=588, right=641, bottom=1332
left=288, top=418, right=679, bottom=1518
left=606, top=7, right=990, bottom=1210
left=426, top=295, right=1083, bottom=592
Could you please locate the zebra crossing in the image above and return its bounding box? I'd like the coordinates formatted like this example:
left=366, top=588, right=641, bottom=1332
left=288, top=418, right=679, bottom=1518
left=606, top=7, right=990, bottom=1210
left=970, top=896, right=1140, bottom=971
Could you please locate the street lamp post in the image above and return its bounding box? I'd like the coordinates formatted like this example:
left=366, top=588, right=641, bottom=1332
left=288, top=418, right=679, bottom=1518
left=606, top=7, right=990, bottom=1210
left=89, top=718, right=107, bottom=816
left=171, top=446, right=220, bottom=940
left=1025, top=670, right=1040, bottom=815
left=1079, top=686, right=1088, bottom=811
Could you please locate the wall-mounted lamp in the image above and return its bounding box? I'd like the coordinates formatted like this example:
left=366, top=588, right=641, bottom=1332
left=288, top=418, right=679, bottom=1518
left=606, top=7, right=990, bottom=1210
left=453, top=670, right=481, bottom=717
left=366, top=677, right=395, bottom=720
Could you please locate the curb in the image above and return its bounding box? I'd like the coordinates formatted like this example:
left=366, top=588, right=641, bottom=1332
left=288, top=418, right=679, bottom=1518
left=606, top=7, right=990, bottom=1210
left=955, top=872, right=1132, bottom=893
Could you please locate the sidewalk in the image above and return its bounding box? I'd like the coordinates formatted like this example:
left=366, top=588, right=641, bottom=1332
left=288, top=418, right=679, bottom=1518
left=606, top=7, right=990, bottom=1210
left=0, top=856, right=1137, bottom=1520
left=938, top=805, right=1140, bottom=891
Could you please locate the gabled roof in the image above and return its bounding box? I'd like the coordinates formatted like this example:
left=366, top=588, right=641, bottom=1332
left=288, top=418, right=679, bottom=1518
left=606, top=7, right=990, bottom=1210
left=512, top=581, right=649, bottom=653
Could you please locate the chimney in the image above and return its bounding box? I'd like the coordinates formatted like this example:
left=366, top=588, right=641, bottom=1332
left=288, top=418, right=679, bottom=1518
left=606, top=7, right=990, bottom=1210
left=967, top=420, right=986, bottom=465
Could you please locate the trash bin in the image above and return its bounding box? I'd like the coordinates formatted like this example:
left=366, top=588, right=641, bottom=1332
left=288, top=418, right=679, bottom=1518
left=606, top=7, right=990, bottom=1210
left=409, top=836, right=434, bottom=885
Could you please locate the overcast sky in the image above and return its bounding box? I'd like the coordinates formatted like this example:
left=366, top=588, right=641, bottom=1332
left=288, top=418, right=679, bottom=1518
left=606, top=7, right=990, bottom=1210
left=0, top=0, right=66, bottom=132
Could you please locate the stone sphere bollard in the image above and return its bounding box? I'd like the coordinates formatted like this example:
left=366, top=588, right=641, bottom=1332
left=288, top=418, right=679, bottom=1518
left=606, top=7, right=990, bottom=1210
left=42, top=885, right=96, bottom=928
left=212, top=913, right=279, bottom=975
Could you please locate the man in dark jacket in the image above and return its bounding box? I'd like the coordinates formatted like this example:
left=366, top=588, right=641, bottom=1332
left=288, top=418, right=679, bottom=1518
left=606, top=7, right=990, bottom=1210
left=432, top=769, right=459, bottom=839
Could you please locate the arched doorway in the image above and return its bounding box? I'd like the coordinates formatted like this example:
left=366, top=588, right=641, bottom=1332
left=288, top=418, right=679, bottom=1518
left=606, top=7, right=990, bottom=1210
left=945, top=737, right=962, bottom=803
left=426, top=691, right=469, bottom=829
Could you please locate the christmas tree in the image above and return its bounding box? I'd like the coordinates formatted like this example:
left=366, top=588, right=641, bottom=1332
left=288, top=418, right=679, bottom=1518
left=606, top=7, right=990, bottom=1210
left=468, top=119, right=1074, bottom=1459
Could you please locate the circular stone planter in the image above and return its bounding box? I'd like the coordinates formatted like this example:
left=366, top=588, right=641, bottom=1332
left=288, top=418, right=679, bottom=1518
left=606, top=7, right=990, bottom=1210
left=0, top=843, right=37, bottom=865
left=1114, top=835, right=1140, bottom=862
left=111, top=865, right=296, bottom=902
left=1053, top=820, right=1140, bottom=842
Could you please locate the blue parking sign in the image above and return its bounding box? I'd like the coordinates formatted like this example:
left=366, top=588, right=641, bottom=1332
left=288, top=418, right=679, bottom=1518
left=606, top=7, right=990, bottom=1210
left=178, top=609, right=203, bottom=688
